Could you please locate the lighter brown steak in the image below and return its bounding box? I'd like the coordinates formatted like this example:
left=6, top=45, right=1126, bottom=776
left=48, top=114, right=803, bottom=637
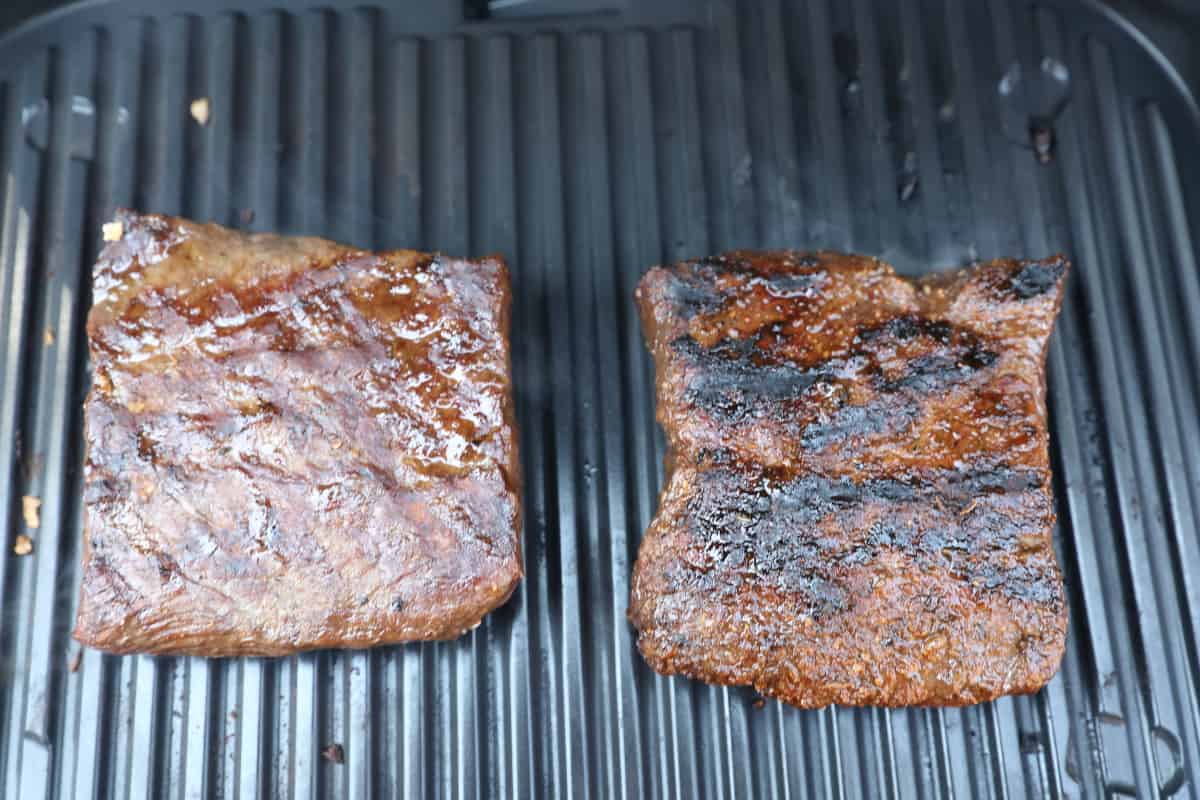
left=631, top=250, right=1068, bottom=708
left=75, top=211, right=521, bottom=656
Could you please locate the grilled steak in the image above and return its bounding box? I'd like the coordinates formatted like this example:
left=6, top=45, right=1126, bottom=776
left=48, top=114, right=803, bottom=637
left=74, top=211, right=522, bottom=656
left=631, top=251, right=1068, bottom=707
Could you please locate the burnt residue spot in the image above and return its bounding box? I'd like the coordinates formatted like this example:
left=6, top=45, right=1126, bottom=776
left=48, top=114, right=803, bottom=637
left=777, top=474, right=920, bottom=509
left=965, top=561, right=1063, bottom=606
left=321, top=744, right=345, bottom=764
left=880, top=353, right=988, bottom=393
left=697, top=254, right=748, bottom=272
left=686, top=471, right=851, bottom=617
left=667, top=276, right=724, bottom=317
left=747, top=270, right=826, bottom=298
left=960, top=466, right=1043, bottom=496
left=696, top=253, right=777, bottom=275
left=859, top=317, right=998, bottom=395
left=800, top=402, right=916, bottom=450
left=679, top=313, right=999, bottom=437
left=961, top=348, right=998, bottom=370
left=694, top=447, right=735, bottom=467
left=864, top=519, right=912, bottom=551
left=1006, top=258, right=1066, bottom=299
left=858, top=315, right=953, bottom=344
left=674, top=336, right=831, bottom=422
left=681, top=464, right=1051, bottom=606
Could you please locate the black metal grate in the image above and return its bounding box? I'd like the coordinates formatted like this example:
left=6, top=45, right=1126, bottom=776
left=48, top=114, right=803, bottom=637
left=1, top=1, right=1199, bottom=797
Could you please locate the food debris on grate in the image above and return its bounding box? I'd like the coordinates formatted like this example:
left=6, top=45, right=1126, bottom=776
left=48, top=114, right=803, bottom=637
left=101, top=220, right=123, bottom=241
left=14, top=535, right=34, bottom=556
left=321, top=744, right=345, bottom=764
left=190, top=97, right=210, bottom=126
left=1030, top=122, right=1056, bottom=164
left=22, top=496, right=41, bottom=529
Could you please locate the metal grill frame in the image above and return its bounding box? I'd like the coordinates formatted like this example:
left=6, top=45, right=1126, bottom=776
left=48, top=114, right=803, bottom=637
left=1, top=1, right=1199, bottom=797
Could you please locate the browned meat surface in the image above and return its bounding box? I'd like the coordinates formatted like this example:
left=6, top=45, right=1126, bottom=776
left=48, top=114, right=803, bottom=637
left=74, top=211, right=522, bottom=656
left=631, top=251, right=1068, bottom=708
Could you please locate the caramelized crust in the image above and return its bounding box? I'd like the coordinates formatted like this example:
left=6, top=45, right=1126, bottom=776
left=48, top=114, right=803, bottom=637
left=75, top=211, right=521, bottom=656
left=631, top=251, right=1068, bottom=707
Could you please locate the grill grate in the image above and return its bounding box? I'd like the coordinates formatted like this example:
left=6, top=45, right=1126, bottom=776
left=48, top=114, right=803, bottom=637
left=1, top=1, right=1198, bottom=797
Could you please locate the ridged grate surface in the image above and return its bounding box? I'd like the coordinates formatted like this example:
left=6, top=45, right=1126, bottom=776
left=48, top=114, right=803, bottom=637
left=1, top=1, right=1199, bottom=797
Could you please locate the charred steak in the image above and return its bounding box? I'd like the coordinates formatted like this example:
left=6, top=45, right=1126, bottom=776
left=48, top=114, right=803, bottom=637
left=75, top=211, right=522, bottom=656
left=631, top=251, right=1069, bottom=707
